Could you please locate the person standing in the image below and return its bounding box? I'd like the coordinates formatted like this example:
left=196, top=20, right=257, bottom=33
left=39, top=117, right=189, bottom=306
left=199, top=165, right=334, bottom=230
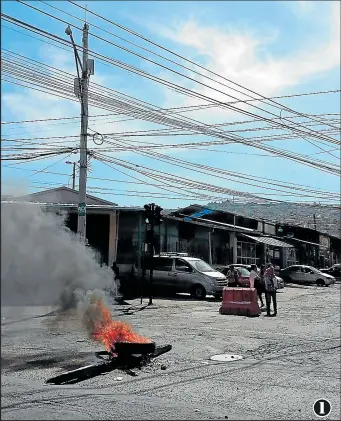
left=264, top=263, right=278, bottom=316
left=227, top=265, right=240, bottom=287
left=251, top=264, right=264, bottom=307
left=111, top=262, right=123, bottom=302
left=111, top=261, right=120, bottom=281
left=249, top=264, right=259, bottom=289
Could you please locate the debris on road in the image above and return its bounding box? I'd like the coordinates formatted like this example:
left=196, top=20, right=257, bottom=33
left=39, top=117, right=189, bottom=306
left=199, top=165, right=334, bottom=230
left=46, top=342, right=172, bottom=385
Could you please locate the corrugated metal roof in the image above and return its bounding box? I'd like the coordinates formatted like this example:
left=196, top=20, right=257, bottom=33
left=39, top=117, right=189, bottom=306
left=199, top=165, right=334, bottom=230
left=166, top=215, right=258, bottom=233
left=282, top=237, right=320, bottom=247
left=17, top=186, right=118, bottom=206
left=1, top=201, right=143, bottom=211
left=197, top=217, right=255, bottom=232
left=241, top=234, right=294, bottom=248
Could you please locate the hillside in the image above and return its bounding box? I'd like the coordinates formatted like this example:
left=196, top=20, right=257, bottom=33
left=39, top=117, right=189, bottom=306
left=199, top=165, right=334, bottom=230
left=207, top=201, right=341, bottom=238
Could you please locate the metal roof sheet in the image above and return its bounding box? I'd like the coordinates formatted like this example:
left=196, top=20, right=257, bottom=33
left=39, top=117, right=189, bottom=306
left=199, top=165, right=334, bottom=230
left=241, top=234, right=294, bottom=248
left=281, top=237, right=320, bottom=247
left=0, top=201, right=143, bottom=211
left=166, top=215, right=258, bottom=233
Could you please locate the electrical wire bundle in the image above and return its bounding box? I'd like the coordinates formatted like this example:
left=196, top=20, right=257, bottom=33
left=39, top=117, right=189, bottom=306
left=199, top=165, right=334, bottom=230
left=1, top=1, right=340, bottom=207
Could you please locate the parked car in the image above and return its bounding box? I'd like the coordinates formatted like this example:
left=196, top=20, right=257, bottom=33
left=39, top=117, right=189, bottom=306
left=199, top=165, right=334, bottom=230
left=131, top=253, right=227, bottom=299
left=216, top=265, right=251, bottom=287
left=320, top=264, right=341, bottom=281
left=216, top=264, right=284, bottom=289
left=279, top=265, right=335, bottom=286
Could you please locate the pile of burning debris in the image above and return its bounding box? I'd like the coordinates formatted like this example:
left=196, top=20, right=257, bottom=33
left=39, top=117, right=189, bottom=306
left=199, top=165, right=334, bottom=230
left=46, top=341, right=172, bottom=385
left=46, top=295, right=172, bottom=385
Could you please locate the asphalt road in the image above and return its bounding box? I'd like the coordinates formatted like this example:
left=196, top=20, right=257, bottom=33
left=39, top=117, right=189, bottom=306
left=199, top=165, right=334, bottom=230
left=1, top=284, right=340, bottom=420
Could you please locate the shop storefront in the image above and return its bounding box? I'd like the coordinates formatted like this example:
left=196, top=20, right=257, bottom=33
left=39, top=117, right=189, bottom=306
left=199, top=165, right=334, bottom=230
left=319, top=234, right=330, bottom=268
left=237, top=234, right=295, bottom=269
left=236, top=241, right=258, bottom=265
left=285, top=247, right=298, bottom=266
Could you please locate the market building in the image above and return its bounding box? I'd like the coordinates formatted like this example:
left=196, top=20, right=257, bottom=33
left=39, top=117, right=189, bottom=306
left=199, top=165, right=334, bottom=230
left=2, top=189, right=339, bottom=271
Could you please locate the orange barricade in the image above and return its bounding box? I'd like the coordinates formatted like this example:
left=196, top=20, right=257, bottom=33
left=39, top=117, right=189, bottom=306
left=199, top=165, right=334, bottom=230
left=219, top=287, right=261, bottom=317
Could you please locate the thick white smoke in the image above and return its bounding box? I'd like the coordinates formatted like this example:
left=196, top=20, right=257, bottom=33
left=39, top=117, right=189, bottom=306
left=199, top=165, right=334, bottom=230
left=1, top=202, right=115, bottom=309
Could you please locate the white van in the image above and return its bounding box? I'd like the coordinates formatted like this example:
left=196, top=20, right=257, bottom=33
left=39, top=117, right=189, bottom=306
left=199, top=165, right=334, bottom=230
left=131, top=253, right=227, bottom=299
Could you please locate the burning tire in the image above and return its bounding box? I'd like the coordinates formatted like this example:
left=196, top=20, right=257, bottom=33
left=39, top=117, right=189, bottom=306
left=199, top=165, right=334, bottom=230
left=191, top=284, right=206, bottom=300
left=113, top=341, right=156, bottom=355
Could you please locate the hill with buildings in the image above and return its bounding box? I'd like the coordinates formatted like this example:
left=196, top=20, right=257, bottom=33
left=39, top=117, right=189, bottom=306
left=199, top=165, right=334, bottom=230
left=207, top=200, right=341, bottom=238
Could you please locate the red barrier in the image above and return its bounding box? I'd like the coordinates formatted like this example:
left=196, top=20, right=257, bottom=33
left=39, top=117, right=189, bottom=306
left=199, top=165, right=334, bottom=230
left=219, top=287, right=261, bottom=317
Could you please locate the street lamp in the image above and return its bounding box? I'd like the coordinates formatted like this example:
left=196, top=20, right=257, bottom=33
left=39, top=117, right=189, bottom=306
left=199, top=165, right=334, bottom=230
left=65, top=161, right=78, bottom=190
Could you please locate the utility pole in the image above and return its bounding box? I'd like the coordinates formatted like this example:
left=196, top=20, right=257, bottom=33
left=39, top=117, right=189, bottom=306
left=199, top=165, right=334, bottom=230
left=148, top=203, right=155, bottom=306
left=77, top=23, right=90, bottom=242
left=208, top=229, right=212, bottom=265
left=143, top=203, right=163, bottom=306
left=72, top=162, right=76, bottom=190
left=65, top=23, right=94, bottom=243
left=65, top=161, right=77, bottom=189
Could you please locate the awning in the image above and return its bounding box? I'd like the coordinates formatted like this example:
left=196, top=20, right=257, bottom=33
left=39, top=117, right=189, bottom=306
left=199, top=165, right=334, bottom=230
left=240, top=234, right=294, bottom=248
left=282, top=237, right=320, bottom=247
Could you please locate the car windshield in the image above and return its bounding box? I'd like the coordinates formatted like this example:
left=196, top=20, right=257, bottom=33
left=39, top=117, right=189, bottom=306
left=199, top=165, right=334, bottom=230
left=307, top=267, right=321, bottom=274
left=236, top=267, right=250, bottom=276
left=192, top=260, right=216, bottom=272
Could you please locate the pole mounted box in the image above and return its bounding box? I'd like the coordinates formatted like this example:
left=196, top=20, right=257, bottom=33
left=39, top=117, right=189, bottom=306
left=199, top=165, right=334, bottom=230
left=87, top=59, right=95, bottom=75
left=74, top=78, right=81, bottom=98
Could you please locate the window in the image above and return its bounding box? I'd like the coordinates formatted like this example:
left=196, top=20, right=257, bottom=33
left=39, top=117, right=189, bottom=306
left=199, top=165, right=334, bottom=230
left=175, top=259, right=192, bottom=272
left=192, top=260, right=215, bottom=272
left=235, top=267, right=250, bottom=276
left=153, top=257, right=173, bottom=272
left=237, top=241, right=257, bottom=265
left=289, top=266, right=302, bottom=272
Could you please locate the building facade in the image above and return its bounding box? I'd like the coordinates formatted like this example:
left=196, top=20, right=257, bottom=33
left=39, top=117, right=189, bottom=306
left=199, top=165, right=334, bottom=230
left=3, top=190, right=339, bottom=272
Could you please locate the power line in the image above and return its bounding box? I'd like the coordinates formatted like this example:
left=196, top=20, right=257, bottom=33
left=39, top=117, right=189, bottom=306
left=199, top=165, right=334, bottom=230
left=2, top=53, right=339, bottom=174
left=66, top=0, right=341, bottom=130
left=3, top=12, right=340, bottom=147
left=94, top=151, right=340, bottom=203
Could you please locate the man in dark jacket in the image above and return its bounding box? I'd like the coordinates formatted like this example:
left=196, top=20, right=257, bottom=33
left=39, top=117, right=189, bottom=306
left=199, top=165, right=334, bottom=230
left=111, top=262, right=120, bottom=280
left=264, top=263, right=278, bottom=316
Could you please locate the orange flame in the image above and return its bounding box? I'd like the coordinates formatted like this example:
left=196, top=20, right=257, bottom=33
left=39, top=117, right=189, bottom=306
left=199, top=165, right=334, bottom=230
left=88, top=298, right=151, bottom=351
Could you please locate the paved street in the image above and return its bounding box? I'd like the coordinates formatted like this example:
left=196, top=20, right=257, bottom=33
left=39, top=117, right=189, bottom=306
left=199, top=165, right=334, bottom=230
left=1, top=284, right=340, bottom=420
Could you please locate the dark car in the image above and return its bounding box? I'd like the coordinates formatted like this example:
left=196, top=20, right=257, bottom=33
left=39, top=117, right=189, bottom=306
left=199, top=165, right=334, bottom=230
left=320, top=264, right=341, bottom=281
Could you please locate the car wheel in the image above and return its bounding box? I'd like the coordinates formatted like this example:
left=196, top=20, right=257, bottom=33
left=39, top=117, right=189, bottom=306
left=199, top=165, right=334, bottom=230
left=316, top=279, right=325, bottom=287
left=191, top=284, right=206, bottom=300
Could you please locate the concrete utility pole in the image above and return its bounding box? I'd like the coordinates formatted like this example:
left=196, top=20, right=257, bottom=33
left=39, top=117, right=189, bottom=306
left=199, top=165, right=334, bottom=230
left=208, top=229, right=213, bottom=265
left=77, top=23, right=90, bottom=242
left=66, top=23, right=94, bottom=243
left=65, top=161, right=77, bottom=189
left=72, top=162, right=76, bottom=190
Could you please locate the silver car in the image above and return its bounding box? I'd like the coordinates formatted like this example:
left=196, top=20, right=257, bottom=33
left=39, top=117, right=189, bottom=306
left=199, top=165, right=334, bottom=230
left=132, top=253, right=227, bottom=299
left=280, top=265, right=335, bottom=286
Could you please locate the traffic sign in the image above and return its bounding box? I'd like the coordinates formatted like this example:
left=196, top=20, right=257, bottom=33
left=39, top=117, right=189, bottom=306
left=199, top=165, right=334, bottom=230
left=78, top=202, right=86, bottom=216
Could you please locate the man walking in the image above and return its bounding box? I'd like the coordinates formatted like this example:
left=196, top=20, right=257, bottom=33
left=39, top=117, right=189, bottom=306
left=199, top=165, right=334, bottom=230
left=264, top=263, right=278, bottom=316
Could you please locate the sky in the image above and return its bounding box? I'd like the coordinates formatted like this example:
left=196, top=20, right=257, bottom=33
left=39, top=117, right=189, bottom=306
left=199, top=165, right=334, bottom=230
left=1, top=0, right=340, bottom=208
